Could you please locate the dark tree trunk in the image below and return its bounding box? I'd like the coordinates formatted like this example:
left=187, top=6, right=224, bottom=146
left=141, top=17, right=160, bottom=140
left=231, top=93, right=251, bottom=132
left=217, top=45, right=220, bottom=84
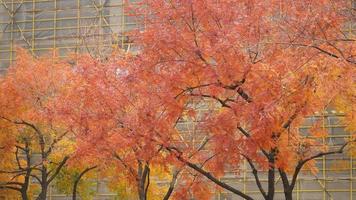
left=36, top=167, right=48, bottom=200
left=72, top=166, right=97, bottom=200
left=21, top=143, right=31, bottom=200
left=36, top=188, right=47, bottom=200
left=284, top=191, right=293, bottom=200
left=21, top=171, right=30, bottom=200
left=36, top=184, right=48, bottom=200
left=266, top=167, right=275, bottom=200
left=138, top=184, right=146, bottom=200
left=266, top=149, right=276, bottom=200
left=137, top=162, right=150, bottom=200
left=21, top=190, right=29, bottom=200
left=163, top=169, right=180, bottom=200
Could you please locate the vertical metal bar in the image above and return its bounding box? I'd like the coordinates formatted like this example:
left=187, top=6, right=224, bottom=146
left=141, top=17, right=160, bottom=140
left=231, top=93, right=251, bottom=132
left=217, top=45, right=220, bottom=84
left=77, top=0, right=80, bottom=53
left=99, top=0, right=103, bottom=53
left=351, top=148, right=353, bottom=200
left=10, top=0, right=13, bottom=65
left=121, top=0, right=125, bottom=48
left=350, top=125, right=353, bottom=200
left=53, top=0, right=57, bottom=51
left=323, top=114, right=326, bottom=200
left=243, top=159, right=246, bottom=194
left=297, top=179, right=301, bottom=200
left=350, top=0, right=353, bottom=36
left=49, top=184, right=52, bottom=200
left=32, top=0, right=35, bottom=53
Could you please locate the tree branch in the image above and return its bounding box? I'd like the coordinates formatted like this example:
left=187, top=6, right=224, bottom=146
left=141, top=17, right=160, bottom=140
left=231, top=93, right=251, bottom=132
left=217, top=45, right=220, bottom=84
left=72, top=166, right=97, bottom=200
left=275, top=42, right=356, bottom=65
left=0, top=185, right=21, bottom=191
left=0, top=181, right=22, bottom=186
left=30, top=174, right=42, bottom=184
left=236, top=87, right=252, bottom=103
left=166, top=147, right=254, bottom=200
left=163, top=169, right=181, bottom=200
left=15, top=146, right=24, bottom=170
left=190, top=93, right=233, bottom=108
left=290, top=140, right=352, bottom=190
left=242, top=154, right=267, bottom=198
left=47, top=156, right=69, bottom=184
left=237, top=127, right=269, bottom=158
left=175, top=83, right=215, bottom=99
left=46, top=130, right=69, bottom=157
left=278, top=169, right=291, bottom=194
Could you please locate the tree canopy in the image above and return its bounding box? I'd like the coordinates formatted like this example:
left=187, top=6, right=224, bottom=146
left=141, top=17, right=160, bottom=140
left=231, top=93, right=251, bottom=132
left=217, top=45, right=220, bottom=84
left=0, top=1, right=355, bottom=200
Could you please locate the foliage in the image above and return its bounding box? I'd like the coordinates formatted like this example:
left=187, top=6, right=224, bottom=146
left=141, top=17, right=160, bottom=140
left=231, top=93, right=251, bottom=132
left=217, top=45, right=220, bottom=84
left=0, top=49, right=73, bottom=200
left=55, top=166, right=97, bottom=200
left=57, top=0, right=355, bottom=199
left=0, top=1, right=355, bottom=200
left=124, top=0, right=355, bottom=199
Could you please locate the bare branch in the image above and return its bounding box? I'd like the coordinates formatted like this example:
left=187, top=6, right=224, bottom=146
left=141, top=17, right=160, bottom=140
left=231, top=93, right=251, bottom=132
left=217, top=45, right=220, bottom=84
left=0, top=185, right=21, bottom=191
left=290, top=140, right=353, bottom=190
left=274, top=42, right=356, bottom=65
left=166, top=147, right=254, bottom=200
left=163, top=169, right=181, bottom=200
left=190, top=93, right=233, bottom=108
left=15, top=146, right=24, bottom=170
left=174, top=83, right=216, bottom=99
left=30, top=174, right=42, bottom=184
left=46, top=130, right=69, bottom=157
left=47, top=156, right=69, bottom=184
left=278, top=169, right=292, bottom=196
left=72, top=166, right=97, bottom=200
left=242, top=154, right=267, bottom=198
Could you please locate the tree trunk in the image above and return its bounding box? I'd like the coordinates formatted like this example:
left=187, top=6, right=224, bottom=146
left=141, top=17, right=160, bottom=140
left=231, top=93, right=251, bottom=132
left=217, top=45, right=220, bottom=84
left=137, top=173, right=146, bottom=200
left=21, top=141, right=31, bottom=200
left=284, top=191, right=293, bottom=200
left=21, top=174, right=30, bottom=200
left=72, top=166, right=97, bottom=200
left=163, top=169, right=180, bottom=200
left=21, top=190, right=29, bottom=200
left=36, top=167, right=48, bottom=200
left=266, top=152, right=276, bottom=200
left=138, top=185, right=146, bottom=200
left=137, top=162, right=150, bottom=200
left=280, top=172, right=293, bottom=200
left=36, top=185, right=48, bottom=200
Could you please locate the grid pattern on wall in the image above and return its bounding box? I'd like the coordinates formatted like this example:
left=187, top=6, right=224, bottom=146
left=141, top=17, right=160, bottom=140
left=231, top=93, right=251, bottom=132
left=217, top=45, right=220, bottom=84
left=0, top=0, right=138, bottom=72
left=216, top=112, right=355, bottom=200
left=176, top=103, right=355, bottom=200
left=0, top=1, right=355, bottom=200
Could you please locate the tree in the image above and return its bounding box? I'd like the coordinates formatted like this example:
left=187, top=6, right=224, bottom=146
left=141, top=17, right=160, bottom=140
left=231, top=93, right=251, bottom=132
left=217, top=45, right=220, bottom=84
left=22, top=1, right=353, bottom=199
left=0, top=49, right=73, bottom=200
left=0, top=129, right=33, bottom=200
left=122, top=1, right=355, bottom=200
left=58, top=52, right=193, bottom=200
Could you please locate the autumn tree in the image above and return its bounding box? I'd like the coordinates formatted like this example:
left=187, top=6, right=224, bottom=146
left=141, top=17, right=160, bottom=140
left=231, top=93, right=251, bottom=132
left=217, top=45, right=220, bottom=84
left=120, top=0, right=355, bottom=200
left=0, top=126, right=32, bottom=200
left=52, top=0, right=356, bottom=199
left=0, top=49, right=74, bottom=200
left=4, top=1, right=351, bottom=200
left=57, top=52, right=197, bottom=200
